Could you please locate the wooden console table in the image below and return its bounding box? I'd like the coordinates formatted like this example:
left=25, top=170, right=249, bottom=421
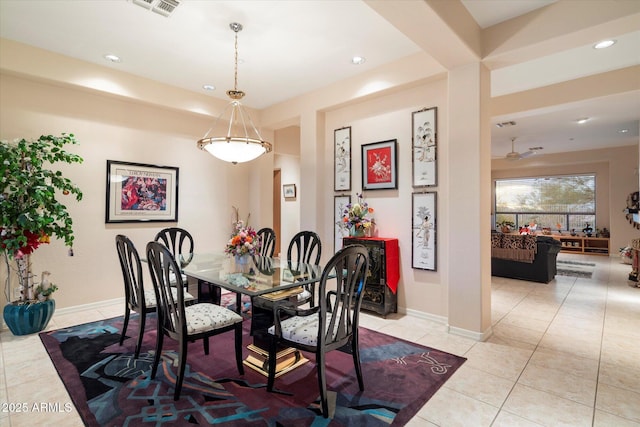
left=551, top=235, right=609, bottom=256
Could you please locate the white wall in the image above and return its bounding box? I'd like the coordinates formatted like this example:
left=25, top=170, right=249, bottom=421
left=0, top=73, right=252, bottom=309
left=324, top=78, right=450, bottom=317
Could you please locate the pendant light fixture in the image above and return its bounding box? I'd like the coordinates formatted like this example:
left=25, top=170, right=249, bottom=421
left=197, top=22, right=272, bottom=164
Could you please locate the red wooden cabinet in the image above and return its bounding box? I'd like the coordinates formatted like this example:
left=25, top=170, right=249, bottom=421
left=343, top=237, right=399, bottom=317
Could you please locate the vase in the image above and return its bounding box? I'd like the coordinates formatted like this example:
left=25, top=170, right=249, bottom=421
left=234, top=254, right=251, bottom=273
left=3, top=299, right=55, bottom=335
left=349, top=226, right=365, bottom=237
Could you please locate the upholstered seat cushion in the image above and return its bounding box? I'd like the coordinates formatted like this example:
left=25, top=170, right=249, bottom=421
left=184, top=303, right=243, bottom=335
left=268, top=313, right=334, bottom=347
left=143, top=288, right=195, bottom=308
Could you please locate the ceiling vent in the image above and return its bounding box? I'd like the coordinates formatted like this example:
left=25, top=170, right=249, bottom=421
left=496, top=121, right=516, bottom=128
left=132, top=0, right=180, bottom=17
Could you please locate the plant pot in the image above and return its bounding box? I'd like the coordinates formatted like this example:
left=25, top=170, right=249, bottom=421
left=3, top=299, right=55, bottom=336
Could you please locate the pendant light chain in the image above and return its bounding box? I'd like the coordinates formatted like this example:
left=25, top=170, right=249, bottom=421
left=233, top=27, right=239, bottom=93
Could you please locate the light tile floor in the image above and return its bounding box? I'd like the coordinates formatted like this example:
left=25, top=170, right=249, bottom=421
left=0, top=254, right=638, bottom=426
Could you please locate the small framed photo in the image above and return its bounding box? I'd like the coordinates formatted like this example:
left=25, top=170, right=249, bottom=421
left=283, top=184, right=297, bottom=199
left=362, top=139, right=398, bottom=190
left=412, top=107, right=437, bottom=187
left=334, top=126, right=351, bottom=191
left=106, top=160, right=178, bottom=223
left=334, top=195, right=351, bottom=252
left=412, top=192, right=437, bottom=270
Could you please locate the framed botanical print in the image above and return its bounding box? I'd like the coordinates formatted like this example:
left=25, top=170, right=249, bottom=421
left=334, top=195, right=351, bottom=252
left=412, top=192, right=437, bottom=270
left=106, top=160, right=178, bottom=223
left=334, top=126, right=351, bottom=191
left=361, top=139, right=398, bottom=190
left=412, top=107, right=437, bottom=187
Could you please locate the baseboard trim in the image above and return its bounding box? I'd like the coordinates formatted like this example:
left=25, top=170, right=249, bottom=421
left=55, top=297, right=124, bottom=316
left=402, top=307, right=448, bottom=325
left=448, top=324, right=493, bottom=342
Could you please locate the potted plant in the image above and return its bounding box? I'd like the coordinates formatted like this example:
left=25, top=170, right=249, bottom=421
left=1, top=133, right=83, bottom=335
left=343, top=193, right=375, bottom=237
left=496, top=220, right=515, bottom=233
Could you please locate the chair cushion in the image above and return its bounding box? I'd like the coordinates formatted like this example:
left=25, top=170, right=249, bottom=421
left=268, top=313, right=333, bottom=347
left=143, top=288, right=195, bottom=308
left=184, top=303, right=243, bottom=335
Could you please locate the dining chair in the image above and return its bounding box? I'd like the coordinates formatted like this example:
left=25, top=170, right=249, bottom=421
left=256, top=227, right=276, bottom=257
left=287, top=231, right=322, bottom=305
left=266, top=244, right=369, bottom=418
left=115, top=235, right=195, bottom=358
left=146, top=241, right=244, bottom=400
left=154, top=227, right=194, bottom=292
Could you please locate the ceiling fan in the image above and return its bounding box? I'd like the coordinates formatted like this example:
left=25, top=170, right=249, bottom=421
left=505, top=137, right=541, bottom=161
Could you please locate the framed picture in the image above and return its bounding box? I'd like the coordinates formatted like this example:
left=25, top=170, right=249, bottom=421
left=283, top=184, right=296, bottom=198
left=106, top=160, right=178, bottom=223
left=412, top=192, right=437, bottom=270
left=334, top=126, right=351, bottom=191
left=334, top=195, right=351, bottom=252
left=412, top=107, right=437, bottom=187
left=362, top=139, right=398, bottom=190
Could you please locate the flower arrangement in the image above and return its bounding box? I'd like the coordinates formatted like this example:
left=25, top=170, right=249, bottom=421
left=1, top=133, right=83, bottom=305
left=343, top=193, right=374, bottom=233
left=225, top=220, right=261, bottom=257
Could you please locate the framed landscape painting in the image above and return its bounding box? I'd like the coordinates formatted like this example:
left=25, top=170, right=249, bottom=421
left=412, top=107, right=437, bottom=187
left=362, top=139, right=398, bottom=190
left=334, top=126, right=352, bottom=191
left=411, top=192, right=437, bottom=270
left=106, top=160, right=178, bottom=223
left=334, top=195, right=351, bottom=252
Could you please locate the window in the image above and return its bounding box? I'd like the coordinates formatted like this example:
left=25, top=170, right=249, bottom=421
left=494, top=174, right=596, bottom=233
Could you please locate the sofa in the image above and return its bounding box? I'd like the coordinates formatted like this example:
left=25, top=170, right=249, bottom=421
left=491, top=233, right=561, bottom=283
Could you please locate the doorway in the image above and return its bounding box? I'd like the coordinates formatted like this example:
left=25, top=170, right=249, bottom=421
left=273, top=169, right=281, bottom=256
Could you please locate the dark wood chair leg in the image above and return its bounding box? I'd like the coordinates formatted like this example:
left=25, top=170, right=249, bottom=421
left=317, top=350, right=329, bottom=418
left=120, top=307, right=130, bottom=346
left=352, top=334, right=364, bottom=391
left=151, top=330, right=164, bottom=379
left=174, top=339, right=188, bottom=400
left=203, top=337, right=210, bottom=355
left=135, top=312, right=145, bottom=359
left=234, top=323, right=244, bottom=375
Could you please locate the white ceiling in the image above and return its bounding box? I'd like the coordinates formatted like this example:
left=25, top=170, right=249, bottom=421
left=0, top=0, right=638, bottom=157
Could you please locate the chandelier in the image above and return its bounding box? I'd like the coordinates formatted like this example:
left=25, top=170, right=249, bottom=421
left=197, top=22, right=272, bottom=164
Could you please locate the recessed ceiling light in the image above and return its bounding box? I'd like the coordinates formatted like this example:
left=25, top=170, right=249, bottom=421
left=576, top=118, right=589, bottom=124
left=594, top=40, right=616, bottom=49
left=202, top=84, right=215, bottom=91
left=618, top=129, right=629, bottom=133
left=351, top=56, right=366, bottom=65
left=103, top=54, right=121, bottom=63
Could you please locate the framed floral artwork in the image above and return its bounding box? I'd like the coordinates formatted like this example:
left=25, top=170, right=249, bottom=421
left=106, top=160, right=178, bottom=223
left=411, top=192, right=437, bottom=270
left=412, top=107, right=437, bottom=187
left=283, top=184, right=296, bottom=199
left=361, top=139, right=397, bottom=190
left=334, top=126, right=351, bottom=191
left=334, top=195, right=351, bottom=252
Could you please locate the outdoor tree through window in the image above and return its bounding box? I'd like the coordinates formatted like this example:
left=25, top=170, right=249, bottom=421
left=495, top=175, right=596, bottom=233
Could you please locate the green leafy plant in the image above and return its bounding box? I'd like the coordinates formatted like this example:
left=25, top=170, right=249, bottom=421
left=1, top=133, right=83, bottom=303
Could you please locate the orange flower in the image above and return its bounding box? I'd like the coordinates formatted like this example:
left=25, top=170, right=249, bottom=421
left=231, top=235, right=241, bottom=245
left=245, top=236, right=253, bottom=244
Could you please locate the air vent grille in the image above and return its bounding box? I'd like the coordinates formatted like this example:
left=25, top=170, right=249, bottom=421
left=131, top=0, right=180, bottom=17
left=496, top=121, right=516, bottom=128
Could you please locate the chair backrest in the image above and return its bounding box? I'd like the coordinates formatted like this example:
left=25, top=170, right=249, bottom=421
left=154, top=227, right=194, bottom=267
left=115, top=234, right=145, bottom=311
left=317, top=244, right=369, bottom=350
left=256, top=227, right=276, bottom=257
left=287, top=231, right=322, bottom=265
left=146, top=241, right=188, bottom=339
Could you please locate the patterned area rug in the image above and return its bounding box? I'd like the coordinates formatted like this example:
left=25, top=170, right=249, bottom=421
left=39, top=315, right=465, bottom=426
left=556, top=259, right=595, bottom=278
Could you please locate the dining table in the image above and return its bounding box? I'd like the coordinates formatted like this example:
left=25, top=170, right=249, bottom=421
left=181, top=252, right=325, bottom=377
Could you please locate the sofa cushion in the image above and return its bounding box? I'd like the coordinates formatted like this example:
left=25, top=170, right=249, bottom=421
left=491, top=234, right=537, bottom=263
